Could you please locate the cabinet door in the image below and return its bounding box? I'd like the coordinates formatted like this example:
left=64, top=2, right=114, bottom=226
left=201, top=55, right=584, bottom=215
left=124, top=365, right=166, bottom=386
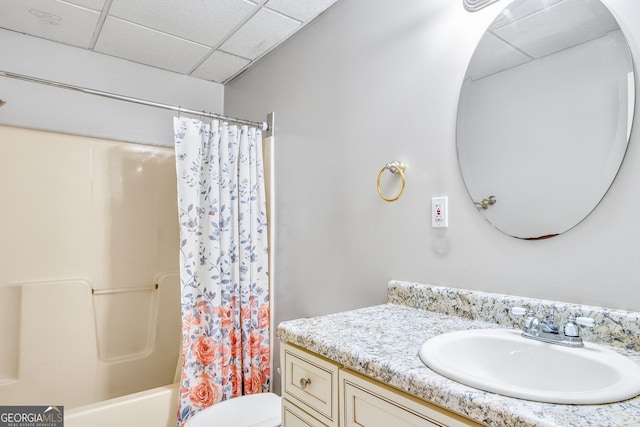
left=282, top=344, right=340, bottom=427
left=283, top=398, right=329, bottom=427
left=340, top=370, right=483, bottom=427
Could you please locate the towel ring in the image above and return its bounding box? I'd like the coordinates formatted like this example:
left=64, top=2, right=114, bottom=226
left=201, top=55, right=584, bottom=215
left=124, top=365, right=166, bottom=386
left=377, top=161, right=406, bottom=202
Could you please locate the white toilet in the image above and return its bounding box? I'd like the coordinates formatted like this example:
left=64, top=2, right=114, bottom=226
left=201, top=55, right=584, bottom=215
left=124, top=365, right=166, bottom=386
left=184, top=392, right=282, bottom=427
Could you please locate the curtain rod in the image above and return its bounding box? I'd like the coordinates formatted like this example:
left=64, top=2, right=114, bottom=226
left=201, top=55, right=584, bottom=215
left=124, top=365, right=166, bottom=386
left=0, top=70, right=269, bottom=131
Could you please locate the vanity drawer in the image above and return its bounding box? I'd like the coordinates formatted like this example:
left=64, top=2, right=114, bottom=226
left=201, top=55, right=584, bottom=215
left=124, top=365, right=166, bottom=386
left=283, top=398, right=329, bottom=427
left=282, top=344, right=339, bottom=427
left=340, top=369, right=483, bottom=427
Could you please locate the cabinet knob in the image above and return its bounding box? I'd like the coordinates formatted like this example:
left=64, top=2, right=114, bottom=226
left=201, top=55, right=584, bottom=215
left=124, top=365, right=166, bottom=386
left=300, top=377, right=311, bottom=389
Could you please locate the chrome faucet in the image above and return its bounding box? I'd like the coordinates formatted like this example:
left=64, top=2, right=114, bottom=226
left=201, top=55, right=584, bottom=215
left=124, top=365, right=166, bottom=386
left=511, top=307, right=595, bottom=347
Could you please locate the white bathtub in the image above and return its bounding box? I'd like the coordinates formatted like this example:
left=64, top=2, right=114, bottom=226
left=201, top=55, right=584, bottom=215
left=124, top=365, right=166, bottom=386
left=65, top=383, right=179, bottom=427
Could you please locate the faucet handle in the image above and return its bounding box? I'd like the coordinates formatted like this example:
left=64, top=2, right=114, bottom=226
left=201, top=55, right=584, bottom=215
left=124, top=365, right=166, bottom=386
left=563, top=315, right=595, bottom=338
left=511, top=307, right=540, bottom=335
left=575, top=317, right=595, bottom=328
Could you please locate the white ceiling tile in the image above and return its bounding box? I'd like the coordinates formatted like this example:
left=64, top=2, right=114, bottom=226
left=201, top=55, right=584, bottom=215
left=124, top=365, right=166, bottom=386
left=265, top=0, right=337, bottom=22
left=108, top=0, right=258, bottom=47
left=221, top=8, right=300, bottom=60
left=62, top=0, right=106, bottom=12
left=490, top=0, right=563, bottom=30
left=0, top=0, right=339, bottom=83
left=468, top=32, right=531, bottom=81
left=495, top=0, right=619, bottom=59
left=94, top=17, right=211, bottom=74
left=0, top=0, right=99, bottom=48
left=191, top=50, right=251, bottom=83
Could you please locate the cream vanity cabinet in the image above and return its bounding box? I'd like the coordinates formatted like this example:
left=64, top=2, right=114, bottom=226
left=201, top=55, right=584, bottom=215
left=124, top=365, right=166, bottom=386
left=282, top=343, right=483, bottom=427
left=282, top=343, right=340, bottom=427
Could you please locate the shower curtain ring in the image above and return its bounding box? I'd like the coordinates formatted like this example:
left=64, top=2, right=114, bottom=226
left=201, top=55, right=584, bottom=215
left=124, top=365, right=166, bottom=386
left=377, top=161, right=406, bottom=202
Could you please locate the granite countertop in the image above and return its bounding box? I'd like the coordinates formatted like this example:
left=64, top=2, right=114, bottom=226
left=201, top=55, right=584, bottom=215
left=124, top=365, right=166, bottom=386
left=277, top=281, right=640, bottom=427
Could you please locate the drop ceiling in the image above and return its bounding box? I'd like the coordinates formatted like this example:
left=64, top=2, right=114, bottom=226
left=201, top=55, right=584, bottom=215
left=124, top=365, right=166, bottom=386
left=0, top=0, right=339, bottom=84
left=467, top=0, right=620, bottom=80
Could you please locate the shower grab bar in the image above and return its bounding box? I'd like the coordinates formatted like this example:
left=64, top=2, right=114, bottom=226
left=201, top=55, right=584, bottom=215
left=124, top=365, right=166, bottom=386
left=92, top=283, right=159, bottom=295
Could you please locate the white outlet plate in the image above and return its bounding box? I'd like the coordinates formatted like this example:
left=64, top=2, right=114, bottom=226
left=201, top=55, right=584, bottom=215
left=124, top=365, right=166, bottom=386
left=432, top=197, right=448, bottom=227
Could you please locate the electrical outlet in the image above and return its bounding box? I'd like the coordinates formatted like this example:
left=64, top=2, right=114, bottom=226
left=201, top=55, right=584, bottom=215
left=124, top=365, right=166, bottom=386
left=432, top=197, right=448, bottom=228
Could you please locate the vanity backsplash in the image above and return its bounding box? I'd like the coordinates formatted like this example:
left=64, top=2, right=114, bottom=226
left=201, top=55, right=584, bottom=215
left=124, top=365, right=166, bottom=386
left=388, top=280, right=640, bottom=351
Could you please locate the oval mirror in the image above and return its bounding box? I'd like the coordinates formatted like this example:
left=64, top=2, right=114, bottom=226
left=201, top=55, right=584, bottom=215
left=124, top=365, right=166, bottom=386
left=456, top=0, right=635, bottom=239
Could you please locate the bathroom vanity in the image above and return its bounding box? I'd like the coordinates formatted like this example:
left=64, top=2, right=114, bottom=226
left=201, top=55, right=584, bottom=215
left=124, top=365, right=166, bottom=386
left=277, top=281, right=640, bottom=427
left=281, top=342, right=481, bottom=427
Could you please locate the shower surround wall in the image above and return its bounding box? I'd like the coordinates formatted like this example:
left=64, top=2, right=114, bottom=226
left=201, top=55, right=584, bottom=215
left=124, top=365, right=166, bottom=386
left=0, top=125, right=180, bottom=408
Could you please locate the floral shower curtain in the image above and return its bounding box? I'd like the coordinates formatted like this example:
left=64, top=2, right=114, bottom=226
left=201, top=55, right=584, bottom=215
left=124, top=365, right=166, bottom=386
left=173, top=117, right=270, bottom=426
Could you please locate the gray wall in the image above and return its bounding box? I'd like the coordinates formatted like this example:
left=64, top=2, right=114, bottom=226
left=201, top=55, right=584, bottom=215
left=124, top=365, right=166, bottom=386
left=224, top=0, right=640, bottom=390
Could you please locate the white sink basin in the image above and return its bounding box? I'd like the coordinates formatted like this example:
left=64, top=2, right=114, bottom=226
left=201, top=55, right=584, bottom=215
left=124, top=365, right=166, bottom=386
left=419, top=328, right=640, bottom=404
